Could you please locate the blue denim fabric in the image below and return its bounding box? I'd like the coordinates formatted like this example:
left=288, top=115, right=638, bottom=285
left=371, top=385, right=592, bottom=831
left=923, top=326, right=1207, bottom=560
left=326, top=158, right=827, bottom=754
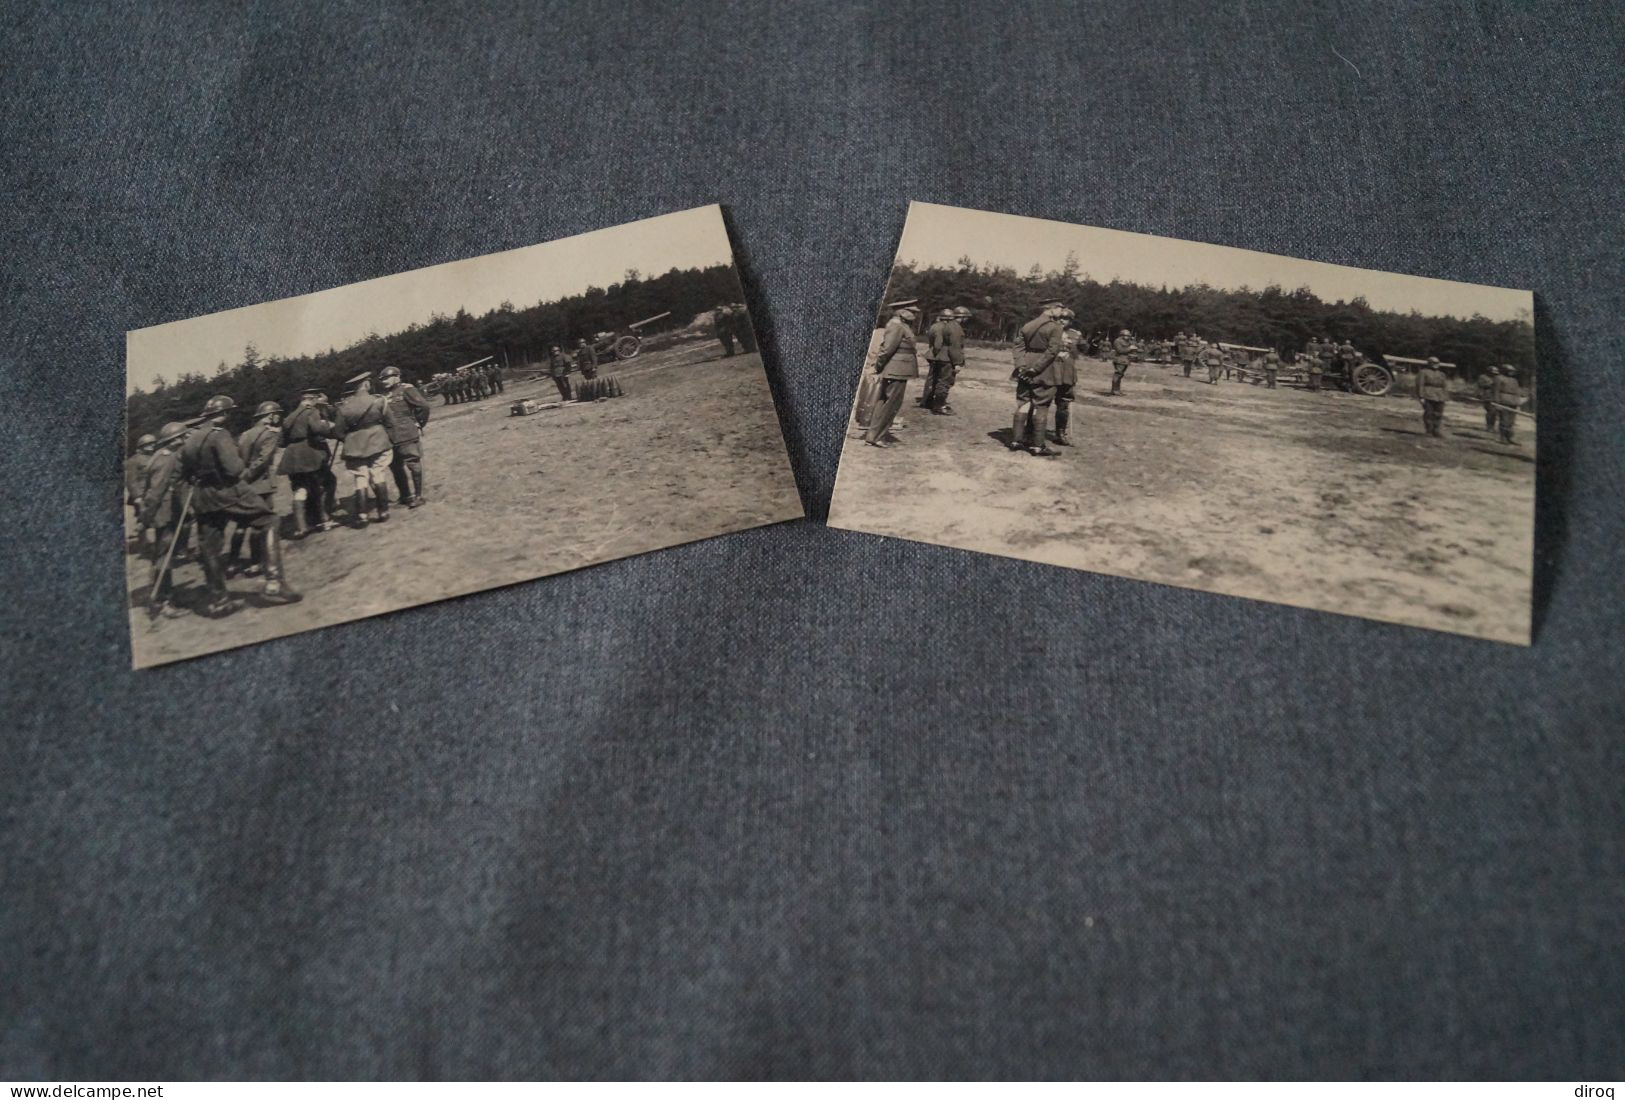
left=1, top=0, right=1622, bottom=1080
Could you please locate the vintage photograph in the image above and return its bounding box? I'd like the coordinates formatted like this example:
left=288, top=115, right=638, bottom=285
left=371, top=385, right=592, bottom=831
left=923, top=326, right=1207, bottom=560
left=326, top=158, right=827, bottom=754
left=829, top=203, right=1537, bottom=644
left=124, top=205, right=801, bottom=668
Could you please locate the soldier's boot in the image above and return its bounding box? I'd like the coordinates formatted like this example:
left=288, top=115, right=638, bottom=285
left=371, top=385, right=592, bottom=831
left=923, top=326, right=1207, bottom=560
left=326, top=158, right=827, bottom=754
left=1111, top=372, right=1123, bottom=395
left=1053, top=406, right=1073, bottom=446
left=408, top=468, right=425, bottom=508
left=226, top=528, right=247, bottom=575
left=1029, top=407, right=1059, bottom=457
left=1009, top=407, right=1030, bottom=452
left=374, top=485, right=390, bottom=523
left=290, top=505, right=309, bottom=540
left=313, top=495, right=334, bottom=532
left=197, top=539, right=240, bottom=618
left=243, top=530, right=266, bottom=576
left=258, top=529, right=303, bottom=605
left=351, top=490, right=370, bottom=527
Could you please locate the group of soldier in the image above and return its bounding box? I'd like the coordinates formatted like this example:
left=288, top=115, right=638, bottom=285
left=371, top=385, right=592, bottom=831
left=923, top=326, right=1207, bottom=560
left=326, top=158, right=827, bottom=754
left=711, top=303, right=757, bottom=357
left=538, top=338, right=606, bottom=401
left=857, top=299, right=1530, bottom=458
left=431, top=359, right=506, bottom=405
left=125, top=365, right=433, bottom=621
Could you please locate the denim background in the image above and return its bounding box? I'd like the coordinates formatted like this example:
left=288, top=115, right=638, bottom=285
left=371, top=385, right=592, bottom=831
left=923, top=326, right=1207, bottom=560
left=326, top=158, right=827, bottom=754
left=3, top=0, right=1622, bottom=1081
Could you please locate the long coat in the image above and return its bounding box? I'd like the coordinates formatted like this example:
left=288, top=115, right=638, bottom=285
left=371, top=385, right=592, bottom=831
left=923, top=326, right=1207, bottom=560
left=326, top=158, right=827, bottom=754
left=873, top=317, right=919, bottom=380
left=278, top=404, right=337, bottom=475
left=336, top=391, right=392, bottom=460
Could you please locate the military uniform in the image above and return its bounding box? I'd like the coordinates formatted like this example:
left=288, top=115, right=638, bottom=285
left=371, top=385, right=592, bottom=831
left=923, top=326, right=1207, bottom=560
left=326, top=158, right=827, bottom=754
left=278, top=398, right=338, bottom=535
left=1263, top=350, right=1280, bottom=389
left=714, top=306, right=736, bottom=356
left=228, top=414, right=281, bottom=570
left=1011, top=306, right=1065, bottom=455
left=1200, top=344, right=1223, bottom=384
left=863, top=311, right=918, bottom=446
left=548, top=349, right=573, bottom=401
left=1051, top=326, right=1081, bottom=445
left=336, top=380, right=394, bottom=525
left=575, top=342, right=599, bottom=380
left=125, top=447, right=152, bottom=514
left=1493, top=370, right=1524, bottom=443
left=138, top=440, right=187, bottom=609
left=381, top=375, right=433, bottom=507
left=1303, top=341, right=1325, bottom=391
left=1477, top=371, right=1498, bottom=430
left=922, top=312, right=965, bottom=413
left=1416, top=363, right=1450, bottom=436
left=1178, top=334, right=1197, bottom=377
left=488, top=362, right=505, bottom=394
left=1109, top=333, right=1136, bottom=394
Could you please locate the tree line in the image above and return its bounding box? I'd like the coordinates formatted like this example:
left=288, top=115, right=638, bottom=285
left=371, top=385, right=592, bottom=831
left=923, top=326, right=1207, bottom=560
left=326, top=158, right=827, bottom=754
left=126, top=263, right=745, bottom=446
left=884, top=256, right=1535, bottom=383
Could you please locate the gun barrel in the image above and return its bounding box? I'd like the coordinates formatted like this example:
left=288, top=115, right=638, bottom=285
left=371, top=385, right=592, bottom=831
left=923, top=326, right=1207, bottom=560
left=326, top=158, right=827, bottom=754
left=628, top=312, right=672, bottom=330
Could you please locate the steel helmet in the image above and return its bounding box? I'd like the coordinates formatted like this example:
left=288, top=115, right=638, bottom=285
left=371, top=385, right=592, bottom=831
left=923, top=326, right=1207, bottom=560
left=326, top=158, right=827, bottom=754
left=201, top=394, right=235, bottom=416
left=254, top=401, right=282, bottom=419
left=954, top=306, right=971, bottom=319
left=136, top=432, right=157, bottom=448
left=158, top=421, right=188, bottom=443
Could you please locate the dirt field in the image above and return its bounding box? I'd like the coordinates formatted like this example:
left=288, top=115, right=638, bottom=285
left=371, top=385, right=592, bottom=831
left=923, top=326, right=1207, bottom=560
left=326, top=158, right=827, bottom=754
left=828, top=344, right=1535, bottom=644
left=126, top=345, right=801, bottom=668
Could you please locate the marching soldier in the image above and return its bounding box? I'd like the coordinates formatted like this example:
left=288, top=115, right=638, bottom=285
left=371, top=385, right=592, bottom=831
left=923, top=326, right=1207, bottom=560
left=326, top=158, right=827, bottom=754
left=862, top=300, right=920, bottom=448
left=1476, top=368, right=1498, bottom=430
left=278, top=387, right=339, bottom=537
left=227, top=401, right=283, bottom=574
left=547, top=344, right=574, bottom=401
left=713, top=304, right=736, bottom=356
left=138, top=421, right=190, bottom=618
left=1200, top=341, right=1224, bottom=384
left=1493, top=365, right=1525, bottom=444
left=1109, top=328, right=1137, bottom=395
left=336, top=372, right=394, bottom=526
left=1051, top=310, right=1081, bottom=446
left=1416, top=356, right=1451, bottom=436
left=575, top=338, right=599, bottom=380
left=126, top=432, right=157, bottom=533
left=1009, top=299, right=1065, bottom=457
left=180, top=395, right=302, bottom=616
left=379, top=365, right=432, bottom=508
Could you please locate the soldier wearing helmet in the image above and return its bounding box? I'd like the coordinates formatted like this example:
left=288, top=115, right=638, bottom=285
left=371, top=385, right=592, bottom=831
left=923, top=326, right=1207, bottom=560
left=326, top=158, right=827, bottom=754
left=1109, top=328, right=1138, bottom=396
left=226, top=400, right=284, bottom=574
left=733, top=303, right=758, bottom=354
left=1415, top=356, right=1451, bottom=438
left=574, top=338, right=599, bottom=380
left=546, top=345, right=574, bottom=402
left=125, top=432, right=159, bottom=534
left=336, top=372, right=394, bottom=526
left=1050, top=308, right=1081, bottom=446
left=378, top=365, right=432, bottom=508
left=1492, top=365, right=1524, bottom=444
left=921, top=306, right=966, bottom=415
left=713, top=304, right=736, bottom=357
left=279, top=387, right=339, bottom=537
left=137, top=421, right=192, bottom=618
left=179, top=395, right=302, bottom=616
left=1263, top=349, right=1281, bottom=390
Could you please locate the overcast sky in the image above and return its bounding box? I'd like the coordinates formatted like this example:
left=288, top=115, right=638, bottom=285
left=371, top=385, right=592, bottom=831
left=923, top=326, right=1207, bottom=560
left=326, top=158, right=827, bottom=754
left=127, top=205, right=735, bottom=394
left=896, top=202, right=1532, bottom=323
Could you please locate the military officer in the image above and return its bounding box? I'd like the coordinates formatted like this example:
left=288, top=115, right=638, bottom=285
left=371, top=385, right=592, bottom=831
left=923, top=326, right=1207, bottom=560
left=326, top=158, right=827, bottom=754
left=547, top=345, right=574, bottom=401
left=575, top=338, right=599, bottom=380
left=180, top=395, right=301, bottom=616
left=734, top=303, right=757, bottom=353
left=278, top=387, right=339, bottom=537
left=1493, top=365, right=1525, bottom=444
left=1415, top=356, right=1451, bottom=437
left=1476, top=368, right=1498, bottom=430
left=126, top=432, right=157, bottom=535
left=227, top=400, right=283, bottom=574
left=714, top=304, right=736, bottom=356
left=336, top=372, right=394, bottom=525
left=1051, top=310, right=1082, bottom=446
left=1109, top=328, right=1138, bottom=395
left=862, top=300, right=920, bottom=448
left=137, top=421, right=190, bottom=618
left=1009, top=299, right=1065, bottom=457
left=379, top=365, right=432, bottom=508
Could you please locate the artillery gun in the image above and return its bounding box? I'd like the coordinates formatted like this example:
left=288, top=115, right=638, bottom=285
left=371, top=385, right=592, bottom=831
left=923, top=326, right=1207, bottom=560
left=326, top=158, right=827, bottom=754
left=587, top=311, right=673, bottom=362
left=1217, top=342, right=1272, bottom=383
left=1379, top=354, right=1457, bottom=398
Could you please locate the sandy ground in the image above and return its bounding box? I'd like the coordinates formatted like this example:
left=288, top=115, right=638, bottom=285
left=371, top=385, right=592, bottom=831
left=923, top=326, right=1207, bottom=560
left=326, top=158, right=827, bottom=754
left=828, top=343, right=1535, bottom=644
left=126, top=345, right=801, bottom=668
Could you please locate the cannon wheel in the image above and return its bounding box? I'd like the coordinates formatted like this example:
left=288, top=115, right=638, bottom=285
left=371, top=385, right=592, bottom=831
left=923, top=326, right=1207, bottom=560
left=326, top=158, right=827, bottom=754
left=1351, top=362, right=1394, bottom=396
left=613, top=335, right=641, bottom=361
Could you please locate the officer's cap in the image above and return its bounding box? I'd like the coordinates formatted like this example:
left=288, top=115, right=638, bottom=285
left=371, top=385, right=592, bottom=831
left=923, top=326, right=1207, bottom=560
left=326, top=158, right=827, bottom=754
left=886, top=298, right=919, bottom=310
left=1039, top=299, right=1064, bottom=309
left=378, top=365, right=401, bottom=381
left=345, top=372, right=372, bottom=389
left=301, top=386, right=325, bottom=397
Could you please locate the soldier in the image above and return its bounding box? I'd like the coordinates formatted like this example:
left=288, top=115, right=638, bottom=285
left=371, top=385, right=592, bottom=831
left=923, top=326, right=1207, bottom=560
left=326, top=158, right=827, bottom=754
left=1009, top=299, right=1065, bottom=457
left=1177, top=331, right=1196, bottom=378
left=922, top=307, right=966, bottom=414
left=126, top=432, right=157, bottom=534
left=862, top=300, right=920, bottom=448
left=137, top=421, right=190, bottom=618
left=278, top=387, right=339, bottom=537
left=1109, top=328, right=1137, bottom=395
left=1415, top=356, right=1451, bottom=437
left=1262, top=349, right=1280, bottom=389
left=379, top=365, right=432, bottom=508
left=547, top=344, right=574, bottom=401
left=180, top=395, right=301, bottom=616
left=1337, top=339, right=1360, bottom=381
left=227, top=400, right=282, bottom=575
left=1316, top=335, right=1336, bottom=387
left=1200, top=340, right=1224, bottom=385
left=734, top=302, right=757, bottom=353
left=489, top=360, right=505, bottom=395
left=1051, top=310, right=1082, bottom=446
left=713, top=304, right=736, bottom=356
left=575, top=338, right=599, bottom=380
left=468, top=365, right=487, bottom=400
left=1493, top=365, right=1525, bottom=444
left=1476, top=368, right=1498, bottom=430
left=336, top=372, right=393, bottom=526
left=920, top=309, right=951, bottom=410
left=1304, top=347, right=1325, bottom=392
